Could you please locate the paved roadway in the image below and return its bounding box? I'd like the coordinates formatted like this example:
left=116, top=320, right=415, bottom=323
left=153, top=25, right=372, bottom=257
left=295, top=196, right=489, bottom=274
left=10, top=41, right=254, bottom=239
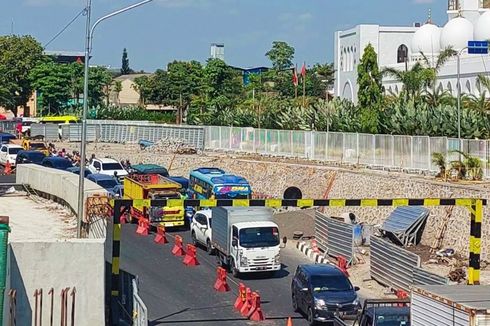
left=116, top=224, right=316, bottom=326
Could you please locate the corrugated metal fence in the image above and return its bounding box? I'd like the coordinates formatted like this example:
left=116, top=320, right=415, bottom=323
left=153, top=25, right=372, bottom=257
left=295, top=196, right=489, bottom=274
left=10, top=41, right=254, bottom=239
left=0, top=121, right=16, bottom=134
left=370, top=237, right=448, bottom=291
left=315, top=211, right=354, bottom=263
left=30, top=124, right=60, bottom=141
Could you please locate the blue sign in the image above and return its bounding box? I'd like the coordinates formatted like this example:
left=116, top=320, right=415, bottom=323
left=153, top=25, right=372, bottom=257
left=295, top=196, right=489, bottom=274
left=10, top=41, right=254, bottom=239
left=468, top=41, right=489, bottom=54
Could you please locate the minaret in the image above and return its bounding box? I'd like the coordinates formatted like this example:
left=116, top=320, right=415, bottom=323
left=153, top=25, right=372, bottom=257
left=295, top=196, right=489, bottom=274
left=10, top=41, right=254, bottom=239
left=447, top=0, right=481, bottom=24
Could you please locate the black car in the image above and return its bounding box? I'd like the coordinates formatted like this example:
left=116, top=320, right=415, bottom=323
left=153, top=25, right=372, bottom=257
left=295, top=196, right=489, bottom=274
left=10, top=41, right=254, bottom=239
left=15, top=150, right=46, bottom=165
left=41, top=157, right=73, bottom=170
left=291, top=264, right=360, bottom=325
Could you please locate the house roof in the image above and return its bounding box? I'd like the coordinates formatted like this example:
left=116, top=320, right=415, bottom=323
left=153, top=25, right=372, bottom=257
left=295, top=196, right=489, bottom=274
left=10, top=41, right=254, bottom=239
left=115, top=73, right=152, bottom=81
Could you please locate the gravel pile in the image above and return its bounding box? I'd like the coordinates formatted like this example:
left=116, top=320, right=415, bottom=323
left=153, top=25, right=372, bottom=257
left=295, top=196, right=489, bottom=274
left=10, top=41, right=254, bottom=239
left=142, top=138, right=197, bottom=155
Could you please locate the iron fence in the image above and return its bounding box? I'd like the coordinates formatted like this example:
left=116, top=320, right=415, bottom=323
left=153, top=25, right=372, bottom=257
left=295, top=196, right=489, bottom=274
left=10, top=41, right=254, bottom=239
left=204, top=126, right=490, bottom=177
left=315, top=211, right=354, bottom=263
left=132, top=278, right=148, bottom=326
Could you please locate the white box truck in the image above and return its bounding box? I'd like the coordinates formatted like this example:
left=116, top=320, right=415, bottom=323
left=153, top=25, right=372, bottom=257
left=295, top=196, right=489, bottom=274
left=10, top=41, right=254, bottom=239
left=411, top=285, right=490, bottom=326
left=211, top=207, right=281, bottom=277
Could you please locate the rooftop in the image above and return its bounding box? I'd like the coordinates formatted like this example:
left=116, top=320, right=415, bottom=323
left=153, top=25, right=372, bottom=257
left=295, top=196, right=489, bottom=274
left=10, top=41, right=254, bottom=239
left=415, top=285, right=490, bottom=311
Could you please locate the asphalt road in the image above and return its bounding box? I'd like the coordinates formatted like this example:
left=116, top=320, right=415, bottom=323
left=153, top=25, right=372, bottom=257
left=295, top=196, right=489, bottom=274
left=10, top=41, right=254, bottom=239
left=115, top=224, right=316, bottom=326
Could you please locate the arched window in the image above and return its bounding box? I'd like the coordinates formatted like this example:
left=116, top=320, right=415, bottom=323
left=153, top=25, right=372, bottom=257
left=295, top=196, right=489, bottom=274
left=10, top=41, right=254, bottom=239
left=437, top=83, right=443, bottom=93
left=447, top=82, right=453, bottom=95
left=397, top=44, right=409, bottom=63
left=466, top=80, right=472, bottom=94
left=395, top=85, right=399, bottom=94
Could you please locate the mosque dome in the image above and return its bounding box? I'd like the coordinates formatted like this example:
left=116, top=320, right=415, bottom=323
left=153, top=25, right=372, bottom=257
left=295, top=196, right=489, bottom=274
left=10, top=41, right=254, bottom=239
left=411, top=23, right=441, bottom=55
left=440, top=16, right=474, bottom=50
left=474, top=11, right=490, bottom=41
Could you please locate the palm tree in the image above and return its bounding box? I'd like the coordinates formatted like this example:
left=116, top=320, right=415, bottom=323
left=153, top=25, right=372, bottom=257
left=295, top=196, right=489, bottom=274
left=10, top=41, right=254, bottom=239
left=382, top=62, right=432, bottom=102
left=464, top=74, right=490, bottom=112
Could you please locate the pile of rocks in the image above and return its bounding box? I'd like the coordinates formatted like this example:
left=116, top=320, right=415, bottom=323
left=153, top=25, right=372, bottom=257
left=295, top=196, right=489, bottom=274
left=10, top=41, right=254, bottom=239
left=143, top=138, right=197, bottom=155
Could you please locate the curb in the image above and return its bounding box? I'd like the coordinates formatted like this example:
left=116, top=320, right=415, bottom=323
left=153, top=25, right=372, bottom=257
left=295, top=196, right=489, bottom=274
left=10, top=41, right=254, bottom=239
left=296, top=241, right=330, bottom=264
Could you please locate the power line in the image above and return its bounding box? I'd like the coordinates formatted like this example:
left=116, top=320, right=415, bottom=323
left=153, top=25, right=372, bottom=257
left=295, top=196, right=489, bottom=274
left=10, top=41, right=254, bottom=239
left=43, top=7, right=87, bottom=49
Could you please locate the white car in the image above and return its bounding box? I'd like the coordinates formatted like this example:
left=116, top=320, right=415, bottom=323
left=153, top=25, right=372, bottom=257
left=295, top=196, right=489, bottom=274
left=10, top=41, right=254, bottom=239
left=87, top=157, right=128, bottom=181
left=191, top=209, right=214, bottom=254
left=0, top=144, right=23, bottom=166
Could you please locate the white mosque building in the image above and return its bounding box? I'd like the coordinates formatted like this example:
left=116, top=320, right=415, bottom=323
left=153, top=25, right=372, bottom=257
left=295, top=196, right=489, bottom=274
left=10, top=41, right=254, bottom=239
left=334, top=0, right=490, bottom=103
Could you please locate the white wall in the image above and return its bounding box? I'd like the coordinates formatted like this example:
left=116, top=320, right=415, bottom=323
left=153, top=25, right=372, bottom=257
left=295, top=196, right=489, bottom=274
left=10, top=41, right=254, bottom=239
left=5, top=240, right=105, bottom=326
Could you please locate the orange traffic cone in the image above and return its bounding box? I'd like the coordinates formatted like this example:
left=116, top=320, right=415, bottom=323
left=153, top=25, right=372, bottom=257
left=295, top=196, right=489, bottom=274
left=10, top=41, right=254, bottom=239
left=4, top=161, right=11, bottom=175
left=286, top=317, right=293, bottom=326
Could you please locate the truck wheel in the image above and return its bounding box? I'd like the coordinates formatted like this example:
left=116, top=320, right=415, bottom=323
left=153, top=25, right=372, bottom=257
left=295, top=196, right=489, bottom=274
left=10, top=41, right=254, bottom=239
left=230, top=259, right=239, bottom=278
left=191, top=231, right=197, bottom=246
left=206, top=239, right=214, bottom=255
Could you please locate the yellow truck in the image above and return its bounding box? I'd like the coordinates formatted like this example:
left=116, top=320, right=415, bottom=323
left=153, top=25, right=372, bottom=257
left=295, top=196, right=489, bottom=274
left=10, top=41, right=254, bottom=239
left=124, top=174, right=185, bottom=228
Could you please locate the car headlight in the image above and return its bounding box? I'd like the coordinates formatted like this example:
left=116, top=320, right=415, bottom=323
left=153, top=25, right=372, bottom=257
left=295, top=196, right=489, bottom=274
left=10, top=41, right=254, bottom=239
left=240, top=256, right=248, bottom=266
left=352, top=298, right=360, bottom=306
left=314, top=298, right=326, bottom=310
left=274, top=254, right=280, bottom=264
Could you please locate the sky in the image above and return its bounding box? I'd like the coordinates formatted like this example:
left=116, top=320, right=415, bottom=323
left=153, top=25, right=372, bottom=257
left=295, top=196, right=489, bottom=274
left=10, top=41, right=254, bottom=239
left=1, top=0, right=447, bottom=72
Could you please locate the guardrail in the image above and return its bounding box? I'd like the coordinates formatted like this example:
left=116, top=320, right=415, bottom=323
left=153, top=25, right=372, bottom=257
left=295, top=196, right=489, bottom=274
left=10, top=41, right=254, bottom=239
left=315, top=211, right=354, bottom=263
left=204, top=125, right=490, bottom=177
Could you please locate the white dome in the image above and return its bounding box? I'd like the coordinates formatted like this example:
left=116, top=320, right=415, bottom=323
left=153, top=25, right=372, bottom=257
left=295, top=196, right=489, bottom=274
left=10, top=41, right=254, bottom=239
left=440, top=17, right=474, bottom=50
left=411, top=23, right=441, bottom=55
left=474, top=11, right=490, bottom=41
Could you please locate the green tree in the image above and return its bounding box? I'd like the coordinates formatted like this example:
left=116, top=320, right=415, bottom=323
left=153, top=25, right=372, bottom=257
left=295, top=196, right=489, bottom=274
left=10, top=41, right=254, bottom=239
left=203, top=58, right=243, bottom=109
left=357, top=44, right=383, bottom=133
left=383, top=62, right=433, bottom=102
left=69, top=62, right=84, bottom=107
left=121, top=48, right=132, bottom=75
left=112, top=80, right=123, bottom=105
left=166, top=60, right=203, bottom=108
left=266, top=41, right=295, bottom=70
left=88, top=66, right=112, bottom=106
left=29, top=59, right=72, bottom=114
left=0, top=35, right=43, bottom=115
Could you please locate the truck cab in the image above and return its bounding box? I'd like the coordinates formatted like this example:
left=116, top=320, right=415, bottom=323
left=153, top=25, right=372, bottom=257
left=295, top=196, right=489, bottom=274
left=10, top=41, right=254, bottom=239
left=354, top=299, right=410, bottom=326
left=212, top=207, right=281, bottom=277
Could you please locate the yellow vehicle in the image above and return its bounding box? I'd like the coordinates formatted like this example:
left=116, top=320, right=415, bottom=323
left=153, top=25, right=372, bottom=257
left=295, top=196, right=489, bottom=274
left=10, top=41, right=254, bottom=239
left=124, top=174, right=185, bottom=228
left=11, top=137, right=49, bottom=156
left=39, top=116, right=80, bottom=124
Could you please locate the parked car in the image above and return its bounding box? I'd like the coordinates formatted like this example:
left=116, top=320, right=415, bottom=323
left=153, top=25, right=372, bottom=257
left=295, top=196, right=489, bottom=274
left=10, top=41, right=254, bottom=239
left=41, top=157, right=73, bottom=171
left=87, top=174, right=121, bottom=197
left=15, top=150, right=46, bottom=165
left=0, top=144, right=23, bottom=166
left=88, top=157, right=128, bottom=181
left=0, top=133, right=16, bottom=144
left=190, top=209, right=213, bottom=254
left=66, top=166, right=92, bottom=177
left=291, top=264, right=360, bottom=325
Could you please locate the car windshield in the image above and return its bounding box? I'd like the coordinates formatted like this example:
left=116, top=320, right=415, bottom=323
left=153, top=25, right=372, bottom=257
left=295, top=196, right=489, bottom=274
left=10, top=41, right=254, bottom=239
left=311, top=275, right=353, bottom=292
left=97, top=179, right=118, bottom=189
left=30, top=143, right=46, bottom=149
left=8, top=148, right=21, bottom=154
left=26, top=153, right=45, bottom=163
left=53, top=160, right=72, bottom=169
left=239, top=227, right=280, bottom=248
left=102, top=163, right=124, bottom=170
left=373, top=315, right=410, bottom=326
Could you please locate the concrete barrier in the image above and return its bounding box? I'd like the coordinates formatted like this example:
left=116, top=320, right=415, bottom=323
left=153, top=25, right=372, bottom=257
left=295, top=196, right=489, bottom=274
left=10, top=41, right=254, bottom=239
left=5, top=240, right=105, bottom=325
left=15, top=164, right=106, bottom=219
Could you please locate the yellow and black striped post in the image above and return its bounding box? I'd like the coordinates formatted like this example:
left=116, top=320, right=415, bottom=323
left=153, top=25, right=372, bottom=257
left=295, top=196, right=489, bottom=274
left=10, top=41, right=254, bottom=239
left=109, top=197, right=485, bottom=295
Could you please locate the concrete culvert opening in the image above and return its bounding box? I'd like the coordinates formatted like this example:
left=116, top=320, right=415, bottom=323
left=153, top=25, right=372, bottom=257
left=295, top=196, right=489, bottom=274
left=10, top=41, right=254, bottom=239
left=283, top=187, right=302, bottom=200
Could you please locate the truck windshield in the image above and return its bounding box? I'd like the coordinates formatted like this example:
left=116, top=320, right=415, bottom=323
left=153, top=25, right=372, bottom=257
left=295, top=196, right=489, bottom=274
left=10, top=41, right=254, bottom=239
left=311, top=275, right=352, bottom=292
left=373, top=316, right=409, bottom=326
left=239, top=227, right=279, bottom=248
left=102, top=163, right=124, bottom=170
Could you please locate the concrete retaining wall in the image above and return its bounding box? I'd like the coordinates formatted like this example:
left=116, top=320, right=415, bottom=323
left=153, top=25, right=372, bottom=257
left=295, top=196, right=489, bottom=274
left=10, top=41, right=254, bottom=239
left=5, top=240, right=105, bottom=326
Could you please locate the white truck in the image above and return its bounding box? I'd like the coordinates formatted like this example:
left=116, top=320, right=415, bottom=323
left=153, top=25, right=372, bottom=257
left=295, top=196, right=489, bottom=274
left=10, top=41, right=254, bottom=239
left=211, top=207, right=281, bottom=277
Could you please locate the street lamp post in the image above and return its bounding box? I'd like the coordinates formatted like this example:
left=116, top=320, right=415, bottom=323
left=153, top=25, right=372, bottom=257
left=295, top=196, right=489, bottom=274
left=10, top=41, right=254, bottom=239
left=456, top=46, right=467, bottom=157
left=76, top=0, right=154, bottom=238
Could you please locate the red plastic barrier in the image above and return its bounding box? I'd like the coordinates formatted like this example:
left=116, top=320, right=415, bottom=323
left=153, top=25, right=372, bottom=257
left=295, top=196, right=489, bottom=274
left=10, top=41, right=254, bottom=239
left=135, top=218, right=149, bottom=236
left=240, top=287, right=253, bottom=317
left=183, top=244, right=199, bottom=266
left=153, top=225, right=168, bottom=244
left=214, top=267, right=230, bottom=292
left=171, top=235, right=186, bottom=256
left=234, top=283, right=246, bottom=310
left=247, top=292, right=265, bottom=321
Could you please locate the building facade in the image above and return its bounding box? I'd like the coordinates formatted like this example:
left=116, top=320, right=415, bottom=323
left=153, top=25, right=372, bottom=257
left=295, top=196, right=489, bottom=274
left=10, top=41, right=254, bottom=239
left=334, top=0, right=490, bottom=103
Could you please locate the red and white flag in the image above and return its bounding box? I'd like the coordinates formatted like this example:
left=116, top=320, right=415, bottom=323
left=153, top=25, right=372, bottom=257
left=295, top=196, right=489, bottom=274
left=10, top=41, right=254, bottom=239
left=292, top=67, right=298, bottom=86
left=300, top=62, right=306, bottom=78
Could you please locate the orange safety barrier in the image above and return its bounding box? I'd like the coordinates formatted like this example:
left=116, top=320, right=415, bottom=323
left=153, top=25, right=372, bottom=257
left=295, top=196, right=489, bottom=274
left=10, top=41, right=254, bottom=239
left=234, top=283, right=246, bottom=310
left=247, top=292, right=265, bottom=321
left=153, top=226, right=168, bottom=244
left=4, top=161, right=11, bottom=175
left=337, top=255, right=349, bottom=277
left=183, top=244, right=199, bottom=266
left=239, top=287, right=253, bottom=317
left=311, top=238, right=320, bottom=253
left=135, top=218, right=149, bottom=236
left=286, top=317, right=293, bottom=326
left=396, top=289, right=409, bottom=306
left=172, top=235, right=186, bottom=256
left=214, top=267, right=230, bottom=292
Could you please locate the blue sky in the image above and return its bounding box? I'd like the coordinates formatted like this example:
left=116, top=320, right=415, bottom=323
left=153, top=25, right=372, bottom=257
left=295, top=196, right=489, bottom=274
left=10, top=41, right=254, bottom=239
left=1, top=0, right=447, bottom=71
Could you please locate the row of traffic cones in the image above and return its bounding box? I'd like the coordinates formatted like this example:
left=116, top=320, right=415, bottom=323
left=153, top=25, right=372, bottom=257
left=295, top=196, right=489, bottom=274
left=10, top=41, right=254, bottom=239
left=232, top=283, right=264, bottom=321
